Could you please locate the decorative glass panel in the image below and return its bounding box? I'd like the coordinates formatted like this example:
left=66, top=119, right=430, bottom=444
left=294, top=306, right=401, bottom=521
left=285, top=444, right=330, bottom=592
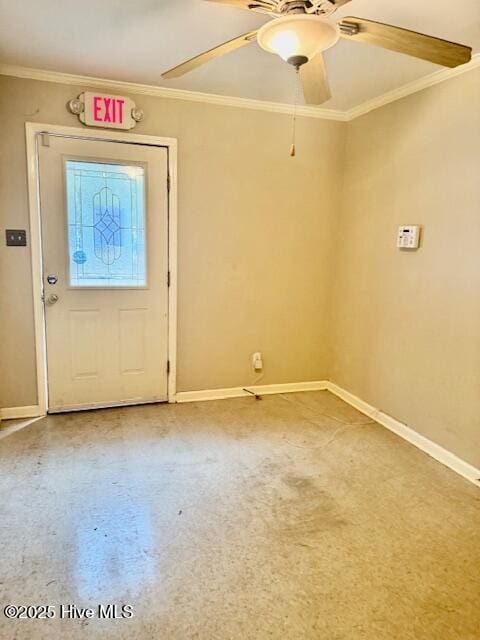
left=66, top=160, right=146, bottom=287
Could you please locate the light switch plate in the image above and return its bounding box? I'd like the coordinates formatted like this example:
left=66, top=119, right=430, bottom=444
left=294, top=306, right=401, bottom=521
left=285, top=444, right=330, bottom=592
left=397, top=225, right=420, bottom=249
left=6, top=229, right=27, bottom=246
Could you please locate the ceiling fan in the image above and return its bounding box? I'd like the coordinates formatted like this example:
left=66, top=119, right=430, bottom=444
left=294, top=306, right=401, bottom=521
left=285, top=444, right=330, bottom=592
left=161, top=0, right=472, bottom=105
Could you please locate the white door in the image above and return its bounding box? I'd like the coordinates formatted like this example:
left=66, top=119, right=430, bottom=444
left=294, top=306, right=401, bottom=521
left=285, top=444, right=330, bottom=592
left=38, top=135, right=169, bottom=412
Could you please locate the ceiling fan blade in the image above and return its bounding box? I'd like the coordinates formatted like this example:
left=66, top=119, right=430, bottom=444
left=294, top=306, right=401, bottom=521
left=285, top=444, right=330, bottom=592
left=162, top=31, right=257, bottom=79
left=203, top=0, right=278, bottom=15
left=300, top=54, right=331, bottom=105
left=338, top=17, right=472, bottom=68
left=203, top=0, right=252, bottom=8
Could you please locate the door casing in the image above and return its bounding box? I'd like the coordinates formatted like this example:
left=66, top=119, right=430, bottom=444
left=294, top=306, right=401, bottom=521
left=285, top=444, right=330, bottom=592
left=26, top=122, right=178, bottom=415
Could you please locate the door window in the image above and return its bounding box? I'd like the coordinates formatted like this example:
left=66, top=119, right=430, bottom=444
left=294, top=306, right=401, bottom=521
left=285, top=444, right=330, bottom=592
left=65, top=160, right=146, bottom=287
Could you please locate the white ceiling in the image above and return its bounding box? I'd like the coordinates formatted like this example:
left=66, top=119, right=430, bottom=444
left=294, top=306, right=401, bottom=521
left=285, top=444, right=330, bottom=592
left=0, top=0, right=479, bottom=111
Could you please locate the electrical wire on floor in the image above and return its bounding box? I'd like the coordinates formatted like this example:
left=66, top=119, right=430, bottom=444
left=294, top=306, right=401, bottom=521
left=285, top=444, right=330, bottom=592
left=242, top=369, right=265, bottom=401
left=242, top=387, right=262, bottom=401
left=279, top=392, right=375, bottom=426
left=282, top=423, right=367, bottom=451
left=278, top=392, right=375, bottom=451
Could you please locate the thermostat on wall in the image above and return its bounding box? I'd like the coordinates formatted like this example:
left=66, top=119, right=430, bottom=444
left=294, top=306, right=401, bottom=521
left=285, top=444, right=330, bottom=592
left=397, top=225, right=420, bottom=249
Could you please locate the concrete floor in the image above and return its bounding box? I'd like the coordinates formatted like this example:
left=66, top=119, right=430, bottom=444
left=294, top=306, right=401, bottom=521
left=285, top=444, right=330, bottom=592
left=0, top=391, right=479, bottom=639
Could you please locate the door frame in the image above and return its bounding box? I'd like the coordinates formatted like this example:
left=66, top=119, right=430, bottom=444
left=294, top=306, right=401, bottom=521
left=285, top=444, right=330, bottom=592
left=25, top=122, right=178, bottom=414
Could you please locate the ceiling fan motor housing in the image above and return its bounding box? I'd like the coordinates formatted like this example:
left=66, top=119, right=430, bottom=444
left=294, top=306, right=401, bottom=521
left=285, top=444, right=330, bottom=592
left=248, top=0, right=337, bottom=16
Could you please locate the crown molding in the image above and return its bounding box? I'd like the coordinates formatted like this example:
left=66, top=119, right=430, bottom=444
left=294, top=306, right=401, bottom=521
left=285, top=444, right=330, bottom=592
left=0, top=64, right=347, bottom=122
left=345, top=53, right=480, bottom=120
left=0, top=56, right=479, bottom=123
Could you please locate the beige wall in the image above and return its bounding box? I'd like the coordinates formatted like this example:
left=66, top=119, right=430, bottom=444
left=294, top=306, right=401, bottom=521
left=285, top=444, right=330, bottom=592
left=0, top=76, right=345, bottom=407
left=330, top=67, right=480, bottom=468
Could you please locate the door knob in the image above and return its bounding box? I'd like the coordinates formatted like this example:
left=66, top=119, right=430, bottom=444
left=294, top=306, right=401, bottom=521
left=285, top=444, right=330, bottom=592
left=47, top=294, right=59, bottom=305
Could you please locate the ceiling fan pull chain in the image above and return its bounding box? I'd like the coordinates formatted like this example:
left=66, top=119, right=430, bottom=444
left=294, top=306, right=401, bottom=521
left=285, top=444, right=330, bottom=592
left=290, top=67, right=300, bottom=157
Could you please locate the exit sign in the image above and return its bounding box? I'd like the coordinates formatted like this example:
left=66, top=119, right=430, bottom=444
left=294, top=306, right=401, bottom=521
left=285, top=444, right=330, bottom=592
left=69, top=92, right=143, bottom=130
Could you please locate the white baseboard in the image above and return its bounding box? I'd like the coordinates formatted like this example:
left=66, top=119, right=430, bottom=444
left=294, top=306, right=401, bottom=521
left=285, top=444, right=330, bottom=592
left=175, top=380, right=328, bottom=403
left=1, top=405, right=44, bottom=420
left=326, top=382, right=480, bottom=488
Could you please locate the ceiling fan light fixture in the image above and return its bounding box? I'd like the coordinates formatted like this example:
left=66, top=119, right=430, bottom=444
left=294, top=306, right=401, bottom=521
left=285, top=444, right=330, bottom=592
left=257, top=15, right=339, bottom=66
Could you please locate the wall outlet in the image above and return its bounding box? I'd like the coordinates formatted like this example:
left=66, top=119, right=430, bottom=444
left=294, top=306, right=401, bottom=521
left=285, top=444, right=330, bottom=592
left=252, top=352, right=263, bottom=371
